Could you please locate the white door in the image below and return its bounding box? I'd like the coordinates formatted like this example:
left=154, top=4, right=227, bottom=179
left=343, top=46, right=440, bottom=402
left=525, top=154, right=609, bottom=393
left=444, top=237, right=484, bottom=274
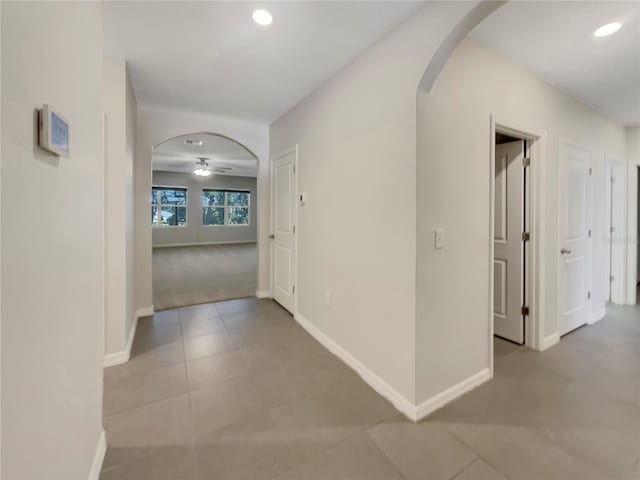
left=271, top=150, right=296, bottom=313
left=559, top=143, right=592, bottom=336
left=494, top=141, right=525, bottom=344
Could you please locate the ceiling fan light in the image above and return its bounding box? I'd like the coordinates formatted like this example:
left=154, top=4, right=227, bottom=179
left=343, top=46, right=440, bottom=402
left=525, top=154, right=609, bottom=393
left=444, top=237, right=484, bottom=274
left=194, top=157, right=212, bottom=176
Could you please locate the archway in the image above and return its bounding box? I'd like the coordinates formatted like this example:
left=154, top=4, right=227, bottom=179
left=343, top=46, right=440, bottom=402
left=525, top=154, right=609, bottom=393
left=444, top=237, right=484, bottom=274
left=150, top=132, right=260, bottom=310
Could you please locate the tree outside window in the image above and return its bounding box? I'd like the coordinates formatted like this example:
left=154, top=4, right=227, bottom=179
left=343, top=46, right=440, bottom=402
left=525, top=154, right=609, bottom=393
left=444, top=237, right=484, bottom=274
left=202, top=190, right=250, bottom=226
left=151, top=187, right=187, bottom=227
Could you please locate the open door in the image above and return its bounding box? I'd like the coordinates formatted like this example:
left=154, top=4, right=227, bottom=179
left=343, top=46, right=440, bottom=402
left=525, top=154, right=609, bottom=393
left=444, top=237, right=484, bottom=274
left=270, top=149, right=296, bottom=313
left=559, top=143, right=592, bottom=336
left=493, top=141, right=525, bottom=344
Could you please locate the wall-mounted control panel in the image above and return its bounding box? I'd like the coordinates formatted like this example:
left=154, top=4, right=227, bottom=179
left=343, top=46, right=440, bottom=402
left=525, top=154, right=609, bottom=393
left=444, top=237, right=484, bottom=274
left=38, top=104, right=70, bottom=157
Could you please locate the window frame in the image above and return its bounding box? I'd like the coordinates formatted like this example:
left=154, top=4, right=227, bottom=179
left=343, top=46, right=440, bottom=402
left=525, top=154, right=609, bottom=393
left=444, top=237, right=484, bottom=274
left=202, top=189, right=251, bottom=227
left=151, top=185, right=188, bottom=228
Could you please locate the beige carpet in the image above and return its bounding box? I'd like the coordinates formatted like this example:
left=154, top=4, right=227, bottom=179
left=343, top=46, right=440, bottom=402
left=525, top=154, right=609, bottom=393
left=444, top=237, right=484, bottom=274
left=152, top=243, right=257, bottom=310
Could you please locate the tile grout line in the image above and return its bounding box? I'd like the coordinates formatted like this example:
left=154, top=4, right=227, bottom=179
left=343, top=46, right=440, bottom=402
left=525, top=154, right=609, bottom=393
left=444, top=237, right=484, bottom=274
left=449, top=457, right=483, bottom=480
left=438, top=423, right=514, bottom=480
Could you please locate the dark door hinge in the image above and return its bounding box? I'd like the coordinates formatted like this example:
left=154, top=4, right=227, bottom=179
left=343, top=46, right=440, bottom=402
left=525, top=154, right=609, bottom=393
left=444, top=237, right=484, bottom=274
left=521, top=306, right=530, bottom=316
left=523, top=157, right=530, bottom=168
left=587, top=291, right=591, bottom=300
left=522, top=232, right=530, bottom=242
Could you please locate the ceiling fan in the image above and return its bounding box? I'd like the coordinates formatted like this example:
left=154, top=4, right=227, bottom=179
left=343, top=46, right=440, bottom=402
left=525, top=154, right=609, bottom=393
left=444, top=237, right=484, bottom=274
left=194, top=157, right=212, bottom=177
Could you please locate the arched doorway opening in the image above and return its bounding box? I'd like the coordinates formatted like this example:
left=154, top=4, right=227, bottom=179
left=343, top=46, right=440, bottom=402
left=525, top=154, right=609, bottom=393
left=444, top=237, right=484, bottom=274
left=151, top=132, right=259, bottom=310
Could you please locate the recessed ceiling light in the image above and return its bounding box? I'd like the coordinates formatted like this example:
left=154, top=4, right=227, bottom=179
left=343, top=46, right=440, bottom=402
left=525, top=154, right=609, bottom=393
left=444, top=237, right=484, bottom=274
left=252, top=9, right=272, bottom=26
left=594, top=22, right=621, bottom=37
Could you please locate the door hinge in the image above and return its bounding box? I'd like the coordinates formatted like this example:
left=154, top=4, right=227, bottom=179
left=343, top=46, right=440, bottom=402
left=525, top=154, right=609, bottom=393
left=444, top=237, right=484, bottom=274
left=523, top=157, right=531, bottom=168
left=587, top=291, right=591, bottom=300
left=293, top=225, right=296, bottom=234
left=521, top=306, right=530, bottom=316
left=292, top=285, right=295, bottom=294
left=588, top=229, right=592, bottom=238
left=589, top=167, right=593, bottom=175
left=522, top=232, right=530, bottom=242
left=610, top=226, right=615, bottom=234
left=610, top=175, right=615, bottom=184
left=293, top=165, right=296, bottom=174
left=610, top=275, right=615, bottom=282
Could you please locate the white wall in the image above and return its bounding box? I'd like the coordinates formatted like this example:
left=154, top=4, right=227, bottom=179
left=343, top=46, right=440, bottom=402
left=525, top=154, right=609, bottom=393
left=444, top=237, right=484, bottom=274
left=626, top=126, right=640, bottom=304
left=1, top=3, right=4, bottom=472
left=270, top=2, right=485, bottom=406
left=135, top=106, right=269, bottom=311
left=415, top=39, right=627, bottom=403
left=1, top=2, right=105, bottom=477
left=152, top=171, right=257, bottom=246
left=104, top=58, right=137, bottom=359
left=628, top=126, right=640, bottom=158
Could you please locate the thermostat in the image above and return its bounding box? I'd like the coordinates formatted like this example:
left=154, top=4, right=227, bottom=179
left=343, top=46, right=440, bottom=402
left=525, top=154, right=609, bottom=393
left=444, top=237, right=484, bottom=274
left=39, top=104, right=70, bottom=157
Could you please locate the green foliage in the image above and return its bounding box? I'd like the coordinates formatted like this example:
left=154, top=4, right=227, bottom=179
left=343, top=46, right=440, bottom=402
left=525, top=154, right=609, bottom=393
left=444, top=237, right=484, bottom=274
left=203, top=207, right=225, bottom=225
left=228, top=207, right=249, bottom=224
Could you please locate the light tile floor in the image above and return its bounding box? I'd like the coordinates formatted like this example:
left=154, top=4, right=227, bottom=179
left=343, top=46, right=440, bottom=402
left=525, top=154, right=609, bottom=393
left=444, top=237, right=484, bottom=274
left=101, top=299, right=640, bottom=479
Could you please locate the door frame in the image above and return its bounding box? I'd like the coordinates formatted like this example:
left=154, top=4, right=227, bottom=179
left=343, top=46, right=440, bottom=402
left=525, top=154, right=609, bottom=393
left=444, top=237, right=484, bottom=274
left=489, top=116, right=547, bottom=374
left=604, top=155, right=626, bottom=305
left=626, top=160, right=640, bottom=305
left=269, top=145, right=299, bottom=313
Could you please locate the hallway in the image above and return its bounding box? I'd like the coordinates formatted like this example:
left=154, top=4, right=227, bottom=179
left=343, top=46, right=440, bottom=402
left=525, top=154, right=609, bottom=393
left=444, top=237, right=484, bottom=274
left=101, top=299, right=640, bottom=480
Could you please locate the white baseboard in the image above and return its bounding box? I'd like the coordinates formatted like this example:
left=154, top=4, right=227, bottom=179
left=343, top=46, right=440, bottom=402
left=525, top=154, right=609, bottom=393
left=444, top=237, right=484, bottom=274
left=255, top=290, right=271, bottom=299
left=103, top=307, right=150, bottom=367
left=136, top=305, right=154, bottom=318
left=414, top=368, right=491, bottom=421
left=542, top=332, right=560, bottom=350
left=153, top=241, right=257, bottom=248
left=293, top=312, right=491, bottom=422
left=589, top=308, right=606, bottom=325
left=103, top=350, right=129, bottom=368
left=88, top=429, right=106, bottom=480
left=293, top=312, right=417, bottom=420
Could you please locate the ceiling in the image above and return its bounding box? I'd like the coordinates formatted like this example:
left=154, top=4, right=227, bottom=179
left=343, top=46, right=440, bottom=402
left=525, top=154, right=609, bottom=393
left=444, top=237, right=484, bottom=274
left=469, top=1, right=640, bottom=126
left=152, top=133, right=258, bottom=177
left=104, top=1, right=423, bottom=123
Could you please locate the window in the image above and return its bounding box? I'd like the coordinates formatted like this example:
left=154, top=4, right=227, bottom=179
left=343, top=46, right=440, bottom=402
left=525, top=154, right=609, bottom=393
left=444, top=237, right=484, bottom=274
left=151, top=187, right=187, bottom=227
left=203, top=190, right=250, bottom=226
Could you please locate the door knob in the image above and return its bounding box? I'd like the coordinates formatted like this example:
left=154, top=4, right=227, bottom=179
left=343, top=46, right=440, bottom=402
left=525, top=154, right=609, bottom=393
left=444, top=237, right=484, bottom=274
left=561, top=248, right=572, bottom=255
